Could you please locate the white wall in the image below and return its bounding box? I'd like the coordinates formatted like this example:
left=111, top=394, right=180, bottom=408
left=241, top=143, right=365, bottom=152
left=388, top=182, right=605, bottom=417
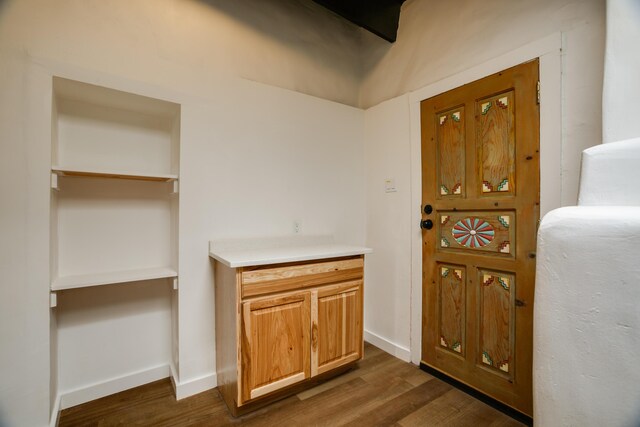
left=177, top=78, right=365, bottom=384
left=0, top=1, right=365, bottom=426
left=0, top=51, right=52, bottom=427
left=56, top=281, right=173, bottom=407
left=363, top=95, right=412, bottom=360
left=361, top=0, right=604, bottom=109
left=603, top=0, right=640, bottom=143
left=0, top=0, right=364, bottom=107
left=362, top=0, right=605, bottom=361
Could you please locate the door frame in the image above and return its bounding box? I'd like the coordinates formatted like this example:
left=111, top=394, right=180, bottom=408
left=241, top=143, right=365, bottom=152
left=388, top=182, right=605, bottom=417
left=409, top=33, right=563, bottom=364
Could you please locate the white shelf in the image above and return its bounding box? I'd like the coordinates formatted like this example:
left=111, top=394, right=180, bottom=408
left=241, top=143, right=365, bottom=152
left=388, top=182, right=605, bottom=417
left=49, top=78, right=181, bottom=406
left=51, top=267, right=178, bottom=291
left=52, top=166, right=178, bottom=182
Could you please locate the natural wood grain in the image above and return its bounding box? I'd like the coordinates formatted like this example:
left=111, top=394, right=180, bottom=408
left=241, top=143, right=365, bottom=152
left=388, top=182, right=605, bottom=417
left=437, top=106, right=466, bottom=197
left=213, top=260, right=240, bottom=414
left=310, top=289, right=319, bottom=377
left=439, top=265, right=465, bottom=356
left=477, top=91, right=515, bottom=194
left=216, top=255, right=365, bottom=415
left=57, top=343, right=524, bottom=427
left=398, top=387, right=522, bottom=427
left=241, top=258, right=363, bottom=298
left=297, top=344, right=389, bottom=400
left=250, top=371, right=306, bottom=400
left=479, top=270, right=515, bottom=377
left=315, top=281, right=362, bottom=375
left=241, top=258, right=363, bottom=284
left=342, top=376, right=452, bottom=426
left=242, top=292, right=311, bottom=402
left=421, top=59, right=540, bottom=416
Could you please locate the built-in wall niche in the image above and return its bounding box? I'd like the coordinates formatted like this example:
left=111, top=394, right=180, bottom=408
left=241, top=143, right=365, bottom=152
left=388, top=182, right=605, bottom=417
left=52, top=77, right=180, bottom=180
left=50, top=77, right=180, bottom=290
left=55, top=279, right=174, bottom=409
left=51, top=177, right=177, bottom=289
left=49, top=77, right=181, bottom=413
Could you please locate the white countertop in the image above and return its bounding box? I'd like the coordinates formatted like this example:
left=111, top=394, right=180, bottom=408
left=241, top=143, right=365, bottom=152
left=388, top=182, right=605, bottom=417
left=208, top=235, right=372, bottom=268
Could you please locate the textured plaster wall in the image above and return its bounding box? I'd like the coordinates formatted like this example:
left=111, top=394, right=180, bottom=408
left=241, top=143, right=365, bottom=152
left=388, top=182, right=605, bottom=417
left=535, top=139, right=640, bottom=425
left=603, top=0, right=640, bottom=143
left=535, top=4, right=640, bottom=417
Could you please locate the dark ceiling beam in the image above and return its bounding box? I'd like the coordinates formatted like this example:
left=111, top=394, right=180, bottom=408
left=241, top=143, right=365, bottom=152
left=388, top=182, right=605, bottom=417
left=312, top=0, right=405, bottom=43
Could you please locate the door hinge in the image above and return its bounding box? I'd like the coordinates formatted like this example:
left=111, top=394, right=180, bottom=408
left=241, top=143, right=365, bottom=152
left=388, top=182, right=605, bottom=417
left=536, top=80, right=541, bottom=105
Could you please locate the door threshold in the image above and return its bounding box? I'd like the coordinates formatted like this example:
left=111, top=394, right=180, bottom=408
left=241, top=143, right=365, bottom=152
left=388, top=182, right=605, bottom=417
left=419, top=363, right=533, bottom=426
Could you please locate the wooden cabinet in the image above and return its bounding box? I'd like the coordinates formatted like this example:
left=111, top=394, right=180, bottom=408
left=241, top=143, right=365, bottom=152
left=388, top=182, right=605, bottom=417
left=312, top=281, right=362, bottom=376
left=214, top=255, right=365, bottom=416
left=241, top=292, right=311, bottom=402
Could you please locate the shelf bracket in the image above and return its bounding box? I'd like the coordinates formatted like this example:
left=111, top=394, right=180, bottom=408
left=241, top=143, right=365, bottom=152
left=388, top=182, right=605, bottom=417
left=172, top=277, right=179, bottom=290
left=171, top=180, right=179, bottom=195
left=50, top=172, right=59, bottom=191
left=50, top=292, right=57, bottom=308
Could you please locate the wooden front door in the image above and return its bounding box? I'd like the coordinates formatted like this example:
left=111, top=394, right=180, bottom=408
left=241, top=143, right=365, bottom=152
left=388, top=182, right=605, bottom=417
left=420, top=60, right=539, bottom=416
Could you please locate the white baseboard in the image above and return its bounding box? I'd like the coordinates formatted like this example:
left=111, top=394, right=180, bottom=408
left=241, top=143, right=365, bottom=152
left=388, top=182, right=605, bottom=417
left=364, top=330, right=411, bottom=363
left=50, top=393, right=61, bottom=427
left=174, top=372, right=217, bottom=400
left=60, top=364, right=171, bottom=409
left=169, top=361, right=179, bottom=395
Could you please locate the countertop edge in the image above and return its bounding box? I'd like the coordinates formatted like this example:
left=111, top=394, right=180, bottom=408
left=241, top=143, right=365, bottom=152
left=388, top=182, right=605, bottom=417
left=209, top=246, right=373, bottom=268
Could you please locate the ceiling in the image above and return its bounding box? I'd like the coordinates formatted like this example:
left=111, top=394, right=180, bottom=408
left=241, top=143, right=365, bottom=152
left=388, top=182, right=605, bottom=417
left=311, top=0, right=405, bottom=42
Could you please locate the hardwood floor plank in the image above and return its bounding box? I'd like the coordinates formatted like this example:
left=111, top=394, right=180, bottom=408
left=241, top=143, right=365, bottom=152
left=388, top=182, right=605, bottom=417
left=58, top=343, right=525, bottom=427
left=341, top=377, right=453, bottom=426
left=360, top=357, right=433, bottom=388
left=442, top=399, right=523, bottom=427
left=296, top=345, right=393, bottom=401
left=397, top=388, right=480, bottom=426
left=312, top=373, right=428, bottom=426
left=243, top=377, right=369, bottom=426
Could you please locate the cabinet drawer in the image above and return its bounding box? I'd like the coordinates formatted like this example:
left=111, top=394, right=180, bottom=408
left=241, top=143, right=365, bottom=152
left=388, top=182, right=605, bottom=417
left=241, top=257, right=363, bottom=298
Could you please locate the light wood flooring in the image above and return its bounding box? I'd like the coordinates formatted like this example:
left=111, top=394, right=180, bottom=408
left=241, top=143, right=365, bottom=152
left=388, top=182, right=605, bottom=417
left=58, top=343, right=525, bottom=426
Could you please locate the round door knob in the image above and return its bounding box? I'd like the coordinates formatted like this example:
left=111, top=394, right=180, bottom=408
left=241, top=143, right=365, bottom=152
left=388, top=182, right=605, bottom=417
left=424, top=204, right=433, bottom=215
left=420, top=219, right=433, bottom=230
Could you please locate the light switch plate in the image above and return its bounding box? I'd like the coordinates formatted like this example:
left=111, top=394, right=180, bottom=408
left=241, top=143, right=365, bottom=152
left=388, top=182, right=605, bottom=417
left=384, top=178, right=397, bottom=193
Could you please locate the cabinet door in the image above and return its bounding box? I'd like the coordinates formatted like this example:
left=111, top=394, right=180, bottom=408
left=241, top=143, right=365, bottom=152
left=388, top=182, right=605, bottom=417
left=241, top=292, right=311, bottom=403
left=311, top=280, right=363, bottom=376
